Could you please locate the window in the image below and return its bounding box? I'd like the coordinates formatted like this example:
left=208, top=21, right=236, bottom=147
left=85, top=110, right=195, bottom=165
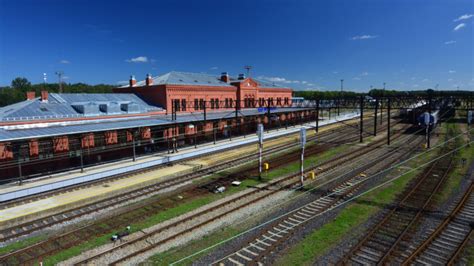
left=215, top=98, right=219, bottom=109
left=229, top=98, right=234, bottom=108
left=194, top=99, right=199, bottom=110
left=173, top=99, right=180, bottom=111
left=277, top=97, right=282, bottom=106
left=210, top=99, right=215, bottom=109
left=225, top=98, right=229, bottom=108
left=181, top=99, right=187, bottom=111
left=199, top=99, right=204, bottom=110
left=284, top=97, right=289, bottom=105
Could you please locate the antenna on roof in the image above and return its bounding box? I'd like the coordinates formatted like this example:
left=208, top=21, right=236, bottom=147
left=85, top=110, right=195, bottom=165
left=55, top=71, right=64, bottom=93
left=244, top=65, right=252, bottom=77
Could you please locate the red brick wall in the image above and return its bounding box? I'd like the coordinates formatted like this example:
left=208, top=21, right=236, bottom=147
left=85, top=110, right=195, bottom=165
left=0, top=143, right=13, bottom=160
left=104, top=131, right=118, bottom=145
left=53, top=136, right=69, bottom=153
left=29, top=139, right=39, bottom=157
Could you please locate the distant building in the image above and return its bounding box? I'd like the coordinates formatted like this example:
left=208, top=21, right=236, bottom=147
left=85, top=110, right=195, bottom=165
left=114, top=71, right=293, bottom=113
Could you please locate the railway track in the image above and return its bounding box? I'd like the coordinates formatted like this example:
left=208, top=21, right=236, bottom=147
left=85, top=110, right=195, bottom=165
left=0, top=120, right=392, bottom=265
left=337, top=131, right=457, bottom=265
left=70, top=126, right=412, bottom=265
left=402, top=182, right=474, bottom=265
left=212, top=133, right=422, bottom=265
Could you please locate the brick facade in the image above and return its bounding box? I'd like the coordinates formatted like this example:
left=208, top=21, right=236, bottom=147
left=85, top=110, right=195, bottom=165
left=114, top=74, right=293, bottom=114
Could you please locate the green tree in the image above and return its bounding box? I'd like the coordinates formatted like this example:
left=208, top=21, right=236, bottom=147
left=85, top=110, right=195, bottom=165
left=11, top=77, right=31, bottom=91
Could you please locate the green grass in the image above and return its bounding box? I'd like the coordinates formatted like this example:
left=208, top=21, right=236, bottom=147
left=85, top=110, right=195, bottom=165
left=467, top=244, right=474, bottom=265
left=0, top=235, right=46, bottom=256
left=435, top=122, right=474, bottom=204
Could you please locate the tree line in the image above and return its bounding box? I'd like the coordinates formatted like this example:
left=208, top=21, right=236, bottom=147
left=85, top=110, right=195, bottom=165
left=0, top=77, right=115, bottom=107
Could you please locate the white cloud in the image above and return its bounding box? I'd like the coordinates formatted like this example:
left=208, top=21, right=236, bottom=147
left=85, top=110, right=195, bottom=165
left=444, top=40, right=457, bottom=45
left=353, top=77, right=361, bottom=80
left=422, top=78, right=430, bottom=82
left=448, top=78, right=453, bottom=82
left=60, top=60, right=70, bottom=64
left=257, top=75, right=302, bottom=84
left=126, top=56, right=148, bottom=63
left=360, top=71, right=369, bottom=76
left=454, top=23, right=466, bottom=31
left=306, top=83, right=314, bottom=86
left=302, top=81, right=308, bottom=84
left=351, top=35, right=378, bottom=40
left=448, top=70, right=456, bottom=73
left=412, top=84, right=420, bottom=88
left=454, top=14, right=474, bottom=22
left=332, top=71, right=338, bottom=74
left=117, top=80, right=129, bottom=85
left=210, top=66, right=218, bottom=70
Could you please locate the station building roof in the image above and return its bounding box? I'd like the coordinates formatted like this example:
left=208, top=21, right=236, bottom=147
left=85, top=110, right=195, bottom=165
left=0, top=93, right=162, bottom=123
left=123, top=71, right=289, bottom=89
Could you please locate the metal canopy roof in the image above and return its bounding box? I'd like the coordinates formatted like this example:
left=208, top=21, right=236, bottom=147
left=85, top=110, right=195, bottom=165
left=0, top=107, right=309, bottom=142
left=0, top=93, right=161, bottom=122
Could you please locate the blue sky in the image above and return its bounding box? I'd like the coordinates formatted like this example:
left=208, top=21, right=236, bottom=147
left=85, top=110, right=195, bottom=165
left=0, top=0, right=473, bottom=91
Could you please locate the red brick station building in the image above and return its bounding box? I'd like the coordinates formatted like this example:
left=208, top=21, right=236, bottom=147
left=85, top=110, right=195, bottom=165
left=115, top=71, right=293, bottom=112
left=0, top=71, right=313, bottom=181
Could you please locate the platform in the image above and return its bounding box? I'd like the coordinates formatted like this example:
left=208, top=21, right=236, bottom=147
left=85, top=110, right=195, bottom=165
left=0, top=112, right=359, bottom=203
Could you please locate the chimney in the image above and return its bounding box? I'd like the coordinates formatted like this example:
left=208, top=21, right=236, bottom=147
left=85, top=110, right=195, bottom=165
left=129, top=75, right=137, bottom=87
left=26, top=91, right=36, bottom=100
left=220, top=72, right=229, bottom=83
left=41, top=91, right=49, bottom=102
left=146, top=74, right=153, bottom=86
left=238, top=73, right=246, bottom=80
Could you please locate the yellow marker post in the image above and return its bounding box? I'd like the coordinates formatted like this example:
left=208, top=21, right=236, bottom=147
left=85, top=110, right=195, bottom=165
left=263, top=163, right=269, bottom=171
left=308, top=172, right=316, bottom=180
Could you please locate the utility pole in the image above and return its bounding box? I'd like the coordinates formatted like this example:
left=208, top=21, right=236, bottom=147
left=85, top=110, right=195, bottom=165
left=315, top=99, right=320, bottom=133
left=257, top=124, right=264, bottom=180
left=55, top=71, right=64, bottom=93
left=427, top=92, right=432, bottom=148
left=387, top=97, right=391, bottom=145
left=300, top=128, right=306, bottom=187
left=360, top=96, right=364, bottom=143
left=340, top=79, right=344, bottom=92
left=374, top=98, right=378, bottom=136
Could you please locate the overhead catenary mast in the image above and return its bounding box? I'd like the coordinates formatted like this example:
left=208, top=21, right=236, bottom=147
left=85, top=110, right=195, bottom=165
left=55, top=71, right=64, bottom=93
left=244, top=65, right=252, bottom=77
